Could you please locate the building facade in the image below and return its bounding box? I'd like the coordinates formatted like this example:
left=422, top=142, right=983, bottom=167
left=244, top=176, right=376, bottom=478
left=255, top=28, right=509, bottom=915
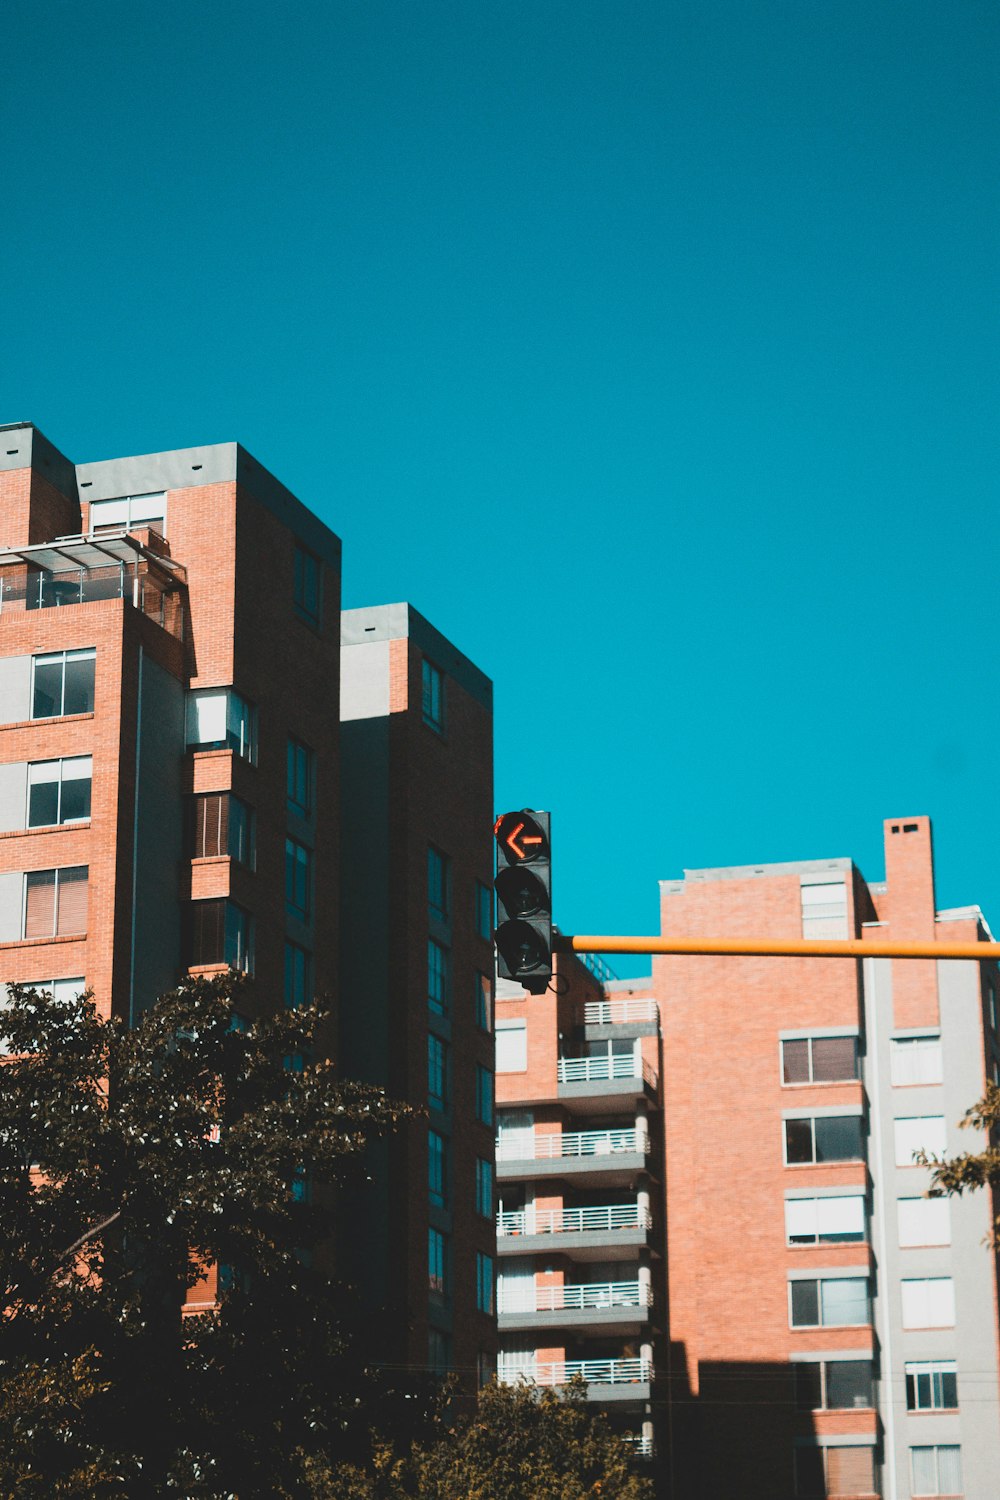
left=494, top=949, right=664, bottom=1463
left=339, top=603, right=497, bottom=1388
left=655, top=816, right=1000, bottom=1500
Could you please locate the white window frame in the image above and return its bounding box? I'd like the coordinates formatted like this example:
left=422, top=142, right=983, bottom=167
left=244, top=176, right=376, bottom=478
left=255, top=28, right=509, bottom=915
left=890, top=1035, right=943, bottom=1086
left=901, top=1278, right=955, bottom=1329
left=88, top=492, right=167, bottom=535
left=785, top=1194, right=867, bottom=1245
left=894, top=1115, right=947, bottom=1167
left=905, top=1361, right=958, bottom=1412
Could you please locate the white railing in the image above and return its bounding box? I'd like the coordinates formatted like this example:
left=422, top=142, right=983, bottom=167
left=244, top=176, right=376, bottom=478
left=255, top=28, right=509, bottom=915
left=497, top=1203, right=651, bottom=1237
left=557, top=1054, right=657, bottom=1086
left=499, top=1357, right=652, bottom=1387
left=496, top=1127, right=648, bottom=1163
left=624, top=1435, right=655, bottom=1458
left=499, top=1279, right=650, bottom=1314
left=584, top=998, right=658, bottom=1025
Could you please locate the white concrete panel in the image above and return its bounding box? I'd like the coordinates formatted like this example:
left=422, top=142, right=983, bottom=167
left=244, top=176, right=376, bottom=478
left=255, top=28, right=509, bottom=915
left=0, top=655, right=31, bottom=725
left=340, top=640, right=390, bottom=721
left=0, top=762, right=26, bottom=832
left=0, top=871, right=22, bottom=942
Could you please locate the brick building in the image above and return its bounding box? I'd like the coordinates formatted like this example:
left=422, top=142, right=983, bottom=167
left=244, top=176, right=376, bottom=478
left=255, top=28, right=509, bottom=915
left=0, top=421, right=495, bottom=1383
left=654, top=817, right=1000, bottom=1500
left=494, top=949, right=665, bottom=1463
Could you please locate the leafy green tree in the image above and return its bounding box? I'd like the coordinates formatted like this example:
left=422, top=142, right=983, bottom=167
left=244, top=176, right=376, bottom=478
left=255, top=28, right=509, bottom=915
left=0, top=975, right=422, bottom=1497
left=319, top=1378, right=655, bottom=1500
left=924, top=1080, right=1000, bottom=1244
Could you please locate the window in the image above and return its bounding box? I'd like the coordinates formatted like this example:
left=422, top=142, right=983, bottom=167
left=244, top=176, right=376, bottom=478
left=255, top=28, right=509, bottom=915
left=784, top=1115, right=864, bottom=1164
left=186, top=689, right=257, bottom=762
left=284, top=942, right=312, bottom=1008
left=785, top=1195, right=866, bottom=1245
left=428, top=1035, right=449, bottom=1112
left=906, top=1362, right=958, bottom=1412
left=989, top=982, right=997, bottom=1034
left=27, top=757, right=92, bottom=827
left=795, top=1360, right=874, bottom=1411
left=789, top=1277, right=870, bottom=1328
left=476, top=1157, right=493, bottom=1218
left=894, top=1116, right=946, bottom=1166
left=190, top=899, right=254, bottom=973
left=293, top=544, right=321, bottom=626
left=428, top=1129, right=447, bottom=1207
left=475, top=1063, right=493, bottom=1126
left=428, top=1226, right=448, bottom=1297
left=1, top=976, right=85, bottom=1054
left=475, top=970, right=492, bottom=1032
left=890, top=1035, right=943, bottom=1086
left=476, top=1252, right=494, bottom=1315
left=421, top=659, right=444, bottom=732
left=902, top=1278, right=955, bottom=1329
left=191, top=792, right=254, bottom=866
left=285, top=838, right=312, bottom=921
left=287, top=737, right=313, bottom=817
left=428, top=846, right=449, bottom=922
left=475, top=879, right=492, bottom=939
left=89, top=492, right=166, bottom=536
left=795, top=1445, right=875, bottom=1498
left=31, top=649, right=95, bottom=719
left=800, top=879, right=848, bottom=939
left=496, top=1018, right=528, bottom=1073
left=428, top=1327, right=451, bottom=1376
left=427, top=939, right=450, bottom=1015
left=782, top=1035, right=858, bottom=1084
left=23, top=867, right=88, bottom=939
left=898, top=1195, right=951, bottom=1247
left=911, top=1445, right=962, bottom=1497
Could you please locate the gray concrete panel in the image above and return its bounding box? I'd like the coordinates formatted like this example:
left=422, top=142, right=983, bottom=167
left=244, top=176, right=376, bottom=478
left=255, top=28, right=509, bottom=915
left=341, top=603, right=492, bottom=709
left=0, top=761, right=26, bottom=832
left=0, top=871, right=22, bottom=942
left=340, top=640, right=390, bottom=721
left=0, top=655, right=31, bottom=725
left=0, top=423, right=77, bottom=499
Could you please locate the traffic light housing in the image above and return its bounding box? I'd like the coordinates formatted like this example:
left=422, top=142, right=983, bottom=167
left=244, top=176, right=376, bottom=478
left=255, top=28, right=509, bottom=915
left=494, top=809, right=552, bottom=994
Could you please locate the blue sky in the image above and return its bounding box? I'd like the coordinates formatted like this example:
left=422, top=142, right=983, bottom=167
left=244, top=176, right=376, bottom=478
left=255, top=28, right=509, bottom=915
left=2, top=1, right=998, bottom=974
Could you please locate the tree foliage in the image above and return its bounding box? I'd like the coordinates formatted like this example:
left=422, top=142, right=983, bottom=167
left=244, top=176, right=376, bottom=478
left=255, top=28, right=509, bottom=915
left=0, top=975, right=421, bottom=1497
left=923, top=1080, right=1000, bottom=1244
left=318, top=1378, right=655, bottom=1500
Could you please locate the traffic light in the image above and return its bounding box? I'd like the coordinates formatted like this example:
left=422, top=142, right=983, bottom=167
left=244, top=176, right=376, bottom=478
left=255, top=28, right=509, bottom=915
left=494, top=809, right=552, bottom=994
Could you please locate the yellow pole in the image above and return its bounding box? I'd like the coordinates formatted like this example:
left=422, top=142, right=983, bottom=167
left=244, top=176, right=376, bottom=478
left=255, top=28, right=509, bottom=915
left=558, top=935, right=1000, bottom=961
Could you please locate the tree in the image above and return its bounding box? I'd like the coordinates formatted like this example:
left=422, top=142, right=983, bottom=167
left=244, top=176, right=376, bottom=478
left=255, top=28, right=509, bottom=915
left=0, top=974, right=424, bottom=1497
left=319, top=1378, right=655, bottom=1500
left=923, top=1079, right=1000, bottom=1245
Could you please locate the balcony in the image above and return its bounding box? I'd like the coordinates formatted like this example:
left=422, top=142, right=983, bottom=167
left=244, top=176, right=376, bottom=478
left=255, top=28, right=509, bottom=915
left=624, top=1434, right=655, bottom=1460
left=498, top=1356, right=652, bottom=1402
left=0, top=535, right=186, bottom=638
left=498, top=1278, right=654, bottom=1335
left=557, top=1054, right=658, bottom=1113
left=497, top=1202, right=652, bottom=1261
left=584, top=998, right=658, bottom=1026
left=496, top=1126, right=651, bottom=1185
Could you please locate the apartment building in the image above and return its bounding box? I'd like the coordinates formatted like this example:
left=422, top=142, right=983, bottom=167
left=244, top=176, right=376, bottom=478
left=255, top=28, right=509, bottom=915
left=339, top=604, right=497, bottom=1388
left=0, top=423, right=495, bottom=1383
left=494, top=950, right=664, bottom=1463
left=654, top=817, right=1000, bottom=1500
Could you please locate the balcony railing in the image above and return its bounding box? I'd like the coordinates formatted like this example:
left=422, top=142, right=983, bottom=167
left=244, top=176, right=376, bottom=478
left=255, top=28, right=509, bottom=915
left=498, top=1357, right=652, bottom=1387
left=496, top=1126, right=649, bottom=1163
left=624, top=1435, right=655, bottom=1458
left=497, top=1203, right=652, bottom=1237
left=557, top=1054, right=657, bottom=1087
left=499, top=1279, right=651, bottom=1314
left=584, top=998, right=658, bottom=1025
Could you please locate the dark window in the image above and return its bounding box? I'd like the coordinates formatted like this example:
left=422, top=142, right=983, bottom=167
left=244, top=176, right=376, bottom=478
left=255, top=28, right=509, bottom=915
left=428, top=1327, right=451, bottom=1375
left=428, top=1226, right=448, bottom=1297
left=475, top=879, right=492, bottom=939
left=795, top=1363, right=823, bottom=1411
left=790, top=1280, right=820, bottom=1327
left=475, top=970, right=492, bottom=1032
left=191, top=792, right=254, bottom=866
left=785, top=1115, right=864, bottom=1165
left=285, top=838, right=311, bottom=921
left=476, top=1252, right=493, bottom=1314
left=27, top=757, right=92, bottom=827
left=429, top=1129, right=447, bottom=1207
left=428, top=846, right=449, bottom=922
left=284, top=941, right=312, bottom=1008
left=191, top=899, right=253, bottom=972
left=421, top=659, right=444, bottom=732
left=293, top=545, right=321, bottom=626
left=782, top=1035, right=858, bottom=1084
left=906, top=1362, right=958, bottom=1412
left=287, top=737, right=313, bottom=817
left=428, top=1035, right=448, bottom=1112
left=32, top=649, right=95, bottom=719
left=428, top=939, right=450, bottom=1014
left=793, top=1445, right=826, bottom=1498
left=792, top=1278, right=871, bottom=1328
left=826, top=1360, right=874, bottom=1410
left=475, top=1063, right=493, bottom=1126
left=475, top=1157, right=493, bottom=1218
